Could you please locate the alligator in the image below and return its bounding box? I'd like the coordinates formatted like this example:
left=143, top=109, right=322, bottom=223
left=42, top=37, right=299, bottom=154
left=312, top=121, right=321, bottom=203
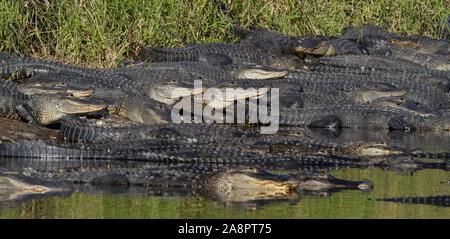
left=0, top=54, right=131, bottom=85
left=373, top=195, right=449, bottom=208
left=1, top=55, right=174, bottom=123
left=391, top=36, right=449, bottom=55
left=21, top=71, right=174, bottom=122
left=58, top=115, right=448, bottom=159
left=232, top=25, right=302, bottom=55
left=314, top=55, right=448, bottom=76
left=288, top=67, right=449, bottom=91
left=336, top=23, right=449, bottom=55
left=58, top=115, right=246, bottom=144
left=279, top=104, right=450, bottom=131
left=294, top=35, right=336, bottom=56
left=0, top=165, right=373, bottom=207
left=109, top=60, right=289, bottom=82
left=281, top=70, right=450, bottom=110
left=0, top=78, right=107, bottom=126
left=136, top=43, right=306, bottom=70
left=364, top=38, right=450, bottom=71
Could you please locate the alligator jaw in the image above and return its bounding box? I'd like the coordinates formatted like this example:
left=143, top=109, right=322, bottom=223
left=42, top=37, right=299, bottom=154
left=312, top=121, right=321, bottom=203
left=233, top=68, right=289, bottom=80
left=208, top=167, right=300, bottom=202
left=55, top=99, right=106, bottom=114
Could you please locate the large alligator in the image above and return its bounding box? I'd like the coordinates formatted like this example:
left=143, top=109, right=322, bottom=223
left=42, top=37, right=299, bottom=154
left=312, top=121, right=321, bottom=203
left=0, top=78, right=106, bottom=126
left=279, top=104, right=450, bottom=131
left=0, top=165, right=373, bottom=207
left=374, top=195, right=449, bottom=208
left=58, top=115, right=246, bottom=144
left=137, top=43, right=305, bottom=70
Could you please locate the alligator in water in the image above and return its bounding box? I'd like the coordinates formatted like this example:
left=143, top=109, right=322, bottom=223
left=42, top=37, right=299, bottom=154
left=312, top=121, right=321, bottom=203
left=0, top=165, right=373, bottom=207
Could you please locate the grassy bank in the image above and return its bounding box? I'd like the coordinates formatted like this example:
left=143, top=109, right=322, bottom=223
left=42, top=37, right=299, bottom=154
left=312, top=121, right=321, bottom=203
left=0, top=0, right=448, bottom=67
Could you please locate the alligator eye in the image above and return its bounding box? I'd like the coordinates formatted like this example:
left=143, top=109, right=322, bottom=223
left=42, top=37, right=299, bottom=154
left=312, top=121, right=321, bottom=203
left=169, top=79, right=177, bottom=83
left=157, top=105, right=164, bottom=110
left=59, top=82, right=66, bottom=86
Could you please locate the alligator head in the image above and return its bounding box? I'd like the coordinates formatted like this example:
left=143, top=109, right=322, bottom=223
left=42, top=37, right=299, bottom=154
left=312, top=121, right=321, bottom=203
left=116, top=98, right=172, bottom=123
left=295, top=35, right=336, bottom=56
left=344, top=83, right=407, bottom=104
left=29, top=94, right=107, bottom=125
left=207, top=167, right=373, bottom=202
left=231, top=66, right=289, bottom=80
left=206, top=166, right=300, bottom=202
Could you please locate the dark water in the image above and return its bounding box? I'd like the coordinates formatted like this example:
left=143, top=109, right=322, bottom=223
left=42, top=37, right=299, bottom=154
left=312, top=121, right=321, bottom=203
left=0, top=129, right=449, bottom=219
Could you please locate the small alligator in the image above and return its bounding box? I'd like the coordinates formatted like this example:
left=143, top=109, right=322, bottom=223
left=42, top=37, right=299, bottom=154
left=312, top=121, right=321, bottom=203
left=374, top=195, right=449, bottom=207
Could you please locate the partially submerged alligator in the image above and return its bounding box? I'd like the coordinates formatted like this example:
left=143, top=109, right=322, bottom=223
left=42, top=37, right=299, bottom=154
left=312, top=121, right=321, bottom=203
left=0, top=165, right=373, bottom=206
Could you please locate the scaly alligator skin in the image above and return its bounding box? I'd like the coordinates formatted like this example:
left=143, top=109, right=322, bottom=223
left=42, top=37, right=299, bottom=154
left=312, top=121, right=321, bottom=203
left=0, top=55, right=173, bottom=123
left=232, top=25, right=302, bottom=55
left=0, top=78, right=106, bottom=125
left=288, top=68, right=449, bottom=91
left=391, top=36, right=450, bottom=55
left=366, top=39, right=450, bottom=71
left=108, top=60, right=288, bottom=84
left=0, top=54, right=130, bottom=84
left=137, top=43, right=305, bottom=70
left=0, top=165, right=373, bottom=206
left=279, top=104, right=450, bottom=131
left=59, top=115, right=245, bottom=144
left=316, top=55, right=448, bottom=76
left=374, top=195, right=449, bottom=207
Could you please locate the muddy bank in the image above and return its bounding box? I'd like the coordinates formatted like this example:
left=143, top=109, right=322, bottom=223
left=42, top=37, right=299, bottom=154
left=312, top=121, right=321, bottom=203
left=0, top=118, right=58, bottom=143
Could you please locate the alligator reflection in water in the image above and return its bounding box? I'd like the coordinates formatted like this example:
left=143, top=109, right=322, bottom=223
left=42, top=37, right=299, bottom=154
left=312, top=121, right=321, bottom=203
left=0, top=165, right=372, bottom=210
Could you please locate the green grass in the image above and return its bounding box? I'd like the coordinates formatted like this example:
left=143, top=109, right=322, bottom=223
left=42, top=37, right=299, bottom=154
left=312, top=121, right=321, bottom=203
left=0, top=0, right=448, bottom=67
